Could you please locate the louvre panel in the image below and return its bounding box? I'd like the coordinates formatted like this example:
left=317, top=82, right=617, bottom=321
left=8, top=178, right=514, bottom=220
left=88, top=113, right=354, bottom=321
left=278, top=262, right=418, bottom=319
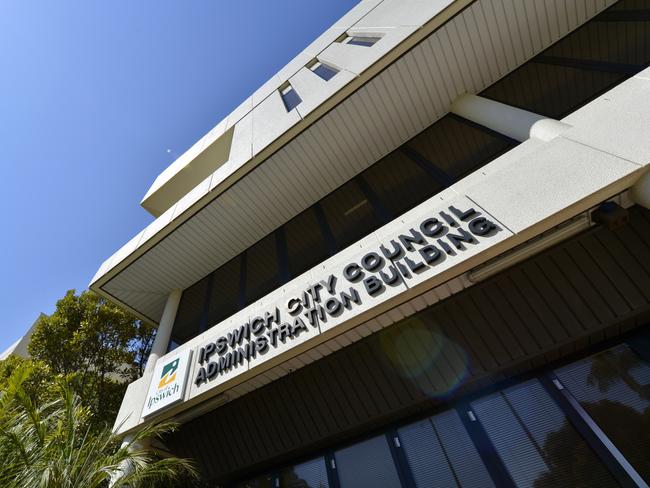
left=471, top=380, right=618, bottom=488
left=555, top=344, right=650, bottom=482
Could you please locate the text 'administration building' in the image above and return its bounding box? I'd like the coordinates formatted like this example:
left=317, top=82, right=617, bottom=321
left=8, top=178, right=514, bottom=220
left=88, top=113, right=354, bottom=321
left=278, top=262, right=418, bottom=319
left=91, top=0, right=650, bottom=486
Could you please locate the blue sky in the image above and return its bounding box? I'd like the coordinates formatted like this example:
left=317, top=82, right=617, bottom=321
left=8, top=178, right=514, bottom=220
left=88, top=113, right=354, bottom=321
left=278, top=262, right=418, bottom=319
left=0, top=0, right=358, bottom=351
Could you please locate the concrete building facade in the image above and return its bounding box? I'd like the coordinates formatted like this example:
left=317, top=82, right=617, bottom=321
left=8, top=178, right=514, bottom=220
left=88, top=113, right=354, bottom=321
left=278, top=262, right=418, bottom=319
left=92, top=0, right=650, bottom=485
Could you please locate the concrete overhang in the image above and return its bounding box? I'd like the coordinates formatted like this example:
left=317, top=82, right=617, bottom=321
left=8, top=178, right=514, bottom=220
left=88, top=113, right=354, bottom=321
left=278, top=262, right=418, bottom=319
left=90, top=0, right=623, bottom=325
left=141, top=125, right=234, bottom=216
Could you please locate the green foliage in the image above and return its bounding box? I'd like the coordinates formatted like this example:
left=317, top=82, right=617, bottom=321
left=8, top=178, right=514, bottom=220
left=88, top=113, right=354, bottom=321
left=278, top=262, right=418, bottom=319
left=0, top=365, right=197, bottom=488
left=0, top=355, right=53, bottom=403
left=26, top=290, right=156, bottom=428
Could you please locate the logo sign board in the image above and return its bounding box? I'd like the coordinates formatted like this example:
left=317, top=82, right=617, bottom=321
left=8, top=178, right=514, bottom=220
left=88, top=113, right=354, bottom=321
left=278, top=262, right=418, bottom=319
left=142, top=348, right=192, bottom=417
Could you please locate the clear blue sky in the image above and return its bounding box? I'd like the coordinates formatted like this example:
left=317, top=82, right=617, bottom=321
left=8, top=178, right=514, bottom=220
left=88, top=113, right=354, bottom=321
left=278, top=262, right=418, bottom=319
left=0, top=0, right=358, bottom=352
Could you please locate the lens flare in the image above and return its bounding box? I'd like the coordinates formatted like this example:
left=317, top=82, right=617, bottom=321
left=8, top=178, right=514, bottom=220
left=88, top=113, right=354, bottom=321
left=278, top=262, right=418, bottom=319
left=379, top=317, right=470, bottom=399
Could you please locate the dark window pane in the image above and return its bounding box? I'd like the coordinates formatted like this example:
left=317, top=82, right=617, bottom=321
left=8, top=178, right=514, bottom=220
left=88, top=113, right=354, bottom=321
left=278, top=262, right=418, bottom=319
left=347, top=36, right=380, bottom=47
left=236, top=473, right=274, bottom=488
left=245, top=232, right=281, bottom=305
left=481, top=62, right=625, bottom=119
left=407, top=115, right=515, bottom=182
left=279, top=457, right=329, bottom=488
left=399, top=418, right=456, bottom=487
left=398, top=409, right=494, bottom=488
left=543, top=19, right=650, bottom=67
left=555, top=344, right=650, bottom=482
left=206, top=255, right=242, bottom=327
left=334, top=435, right=402, bottom=488
left=284, top=207, right=329, bottom=279
left=312, top=63, right=338, bottom=81
left=471, top=379, right=618, bottom=488
left=170, top=276, right=208, bottom=345
left=320, top=179, right=380, bottom=249
left=281, top=87, right=302, bottom=111
left=360, top=150, right=441, bottom=219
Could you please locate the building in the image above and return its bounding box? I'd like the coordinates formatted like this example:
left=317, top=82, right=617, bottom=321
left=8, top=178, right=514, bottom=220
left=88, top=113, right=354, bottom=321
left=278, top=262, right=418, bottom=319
left=91, top=0, right=650, bottom=486
left=0, top=314, right=45, bottom=361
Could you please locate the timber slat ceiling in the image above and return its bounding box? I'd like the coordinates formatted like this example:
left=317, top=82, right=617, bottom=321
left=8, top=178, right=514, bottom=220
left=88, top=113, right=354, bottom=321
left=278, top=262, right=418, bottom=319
left=102, top=0, right=616, bottom=322
left=166, top=206, right=650, bottom=483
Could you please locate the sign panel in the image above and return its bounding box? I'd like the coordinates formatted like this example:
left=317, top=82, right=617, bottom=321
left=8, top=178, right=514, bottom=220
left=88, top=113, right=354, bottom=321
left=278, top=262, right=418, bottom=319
left=188, top=196, right=512, bottom=401
left=142, top=348, right=192, bottom=417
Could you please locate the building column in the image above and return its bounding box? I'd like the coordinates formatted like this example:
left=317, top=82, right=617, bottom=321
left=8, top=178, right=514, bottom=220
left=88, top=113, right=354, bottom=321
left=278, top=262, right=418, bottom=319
left=109, top=435, right=151, bottom=487
left=450, top=93, right=571, bottom=142
left=145, top=288, right=182, bottom=375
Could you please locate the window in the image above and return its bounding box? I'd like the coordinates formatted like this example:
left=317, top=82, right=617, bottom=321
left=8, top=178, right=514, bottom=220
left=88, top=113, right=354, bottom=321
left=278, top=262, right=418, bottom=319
left=170, top=276, right=209, bottom=346
left=284, top=207, right=330, bottom=279
left=340, top=34, right=381, bottom=47
left=244, top=232, right=282, bottom=306
left=398, top=410, right=494, bottom=488
left=406, top=114, right=515, bottom=182
left=334, top=435, right=401, bottom=488
left=280, top=84, right=302, bottom=111
left=471, top=379, right=618, bottom=488
left=278, top=456, right=330, bottom=488
left=308, top=60, right=339, bottom=81
left=555, top=344, right=650, bottom=483
left=236, top=473, right=274, bottom=488
left=206, top=254, right=242, bottom=327
left=319, top=178, right=381, bottom=250
left=360, top=150, right=442, bottom=218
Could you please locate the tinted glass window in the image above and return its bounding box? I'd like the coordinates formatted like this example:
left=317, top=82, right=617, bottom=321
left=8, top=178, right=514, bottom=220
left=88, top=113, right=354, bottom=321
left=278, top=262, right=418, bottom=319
left=279, top=457, right=330, bottom=488
left=347, top=36, right=380, bottom=47
left=281, top=86, right=302, bottom=111
left=398, top=409, right=494, bottom=488
left=236, top=473, right=274, bottom=488
left=206, top=255, right=242, bottom=327
left=284, top=207, right=329, bottom=279
left=360, top=150, right=441, bottom=219
left=320, top=179, right=380, bottom=250
left=245, top=232, right=281, bottom=306
left=312, top=63, right=338, bottom=81
left=170, top=276, right=208, bottom=345
left=407, top=115, right=514, bottom=182
left=555, top=344, right=650, bottom=482
left=334, top=435, right=401, bottom=488
left=471, top=379, right=618, bottom=488
left=481, top=62, right=625, bottom=119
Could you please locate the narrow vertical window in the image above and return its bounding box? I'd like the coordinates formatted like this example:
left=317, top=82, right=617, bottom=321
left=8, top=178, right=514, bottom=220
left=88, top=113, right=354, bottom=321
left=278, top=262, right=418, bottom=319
left=280, top=83, right=302, bottom=112
left=308, top=59, right=339, bottom=81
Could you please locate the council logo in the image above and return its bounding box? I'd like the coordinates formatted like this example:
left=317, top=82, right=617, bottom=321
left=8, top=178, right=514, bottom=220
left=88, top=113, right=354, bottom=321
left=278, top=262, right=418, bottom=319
left=158, top=358, right=179, bottom=389
left=143, top=349, right=192, bottom=417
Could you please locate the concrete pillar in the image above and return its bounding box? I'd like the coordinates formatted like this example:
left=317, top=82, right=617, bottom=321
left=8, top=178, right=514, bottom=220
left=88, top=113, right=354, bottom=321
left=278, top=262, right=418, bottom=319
left=630, top=170, right=650, bottom=209
left=145, top=289, right=182, bottom=375
left=450, top=93, right=571, bottom=142
left=109, top=435, right=151, bottom=486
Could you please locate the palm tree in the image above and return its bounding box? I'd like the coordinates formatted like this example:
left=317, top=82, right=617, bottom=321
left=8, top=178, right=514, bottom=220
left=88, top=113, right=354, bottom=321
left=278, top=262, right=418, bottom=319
left=0, top=365, right=198, bottom=488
